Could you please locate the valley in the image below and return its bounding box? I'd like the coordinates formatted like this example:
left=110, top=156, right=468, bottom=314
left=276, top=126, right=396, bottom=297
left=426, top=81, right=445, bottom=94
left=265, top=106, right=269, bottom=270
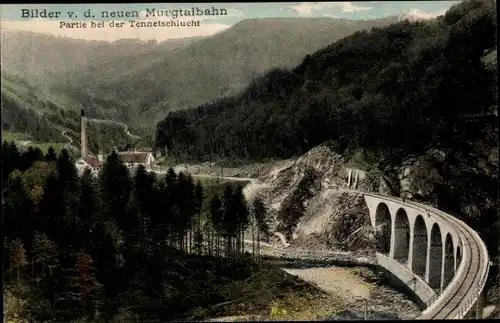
left=1, top=15, right=400, bottom=137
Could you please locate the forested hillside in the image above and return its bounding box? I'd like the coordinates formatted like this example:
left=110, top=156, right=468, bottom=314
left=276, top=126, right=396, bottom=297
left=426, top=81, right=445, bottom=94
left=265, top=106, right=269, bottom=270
left=157, top=0, right=496, bottom=161
left=3, top=143, right=269, bottom=322
left=156, top=0, right=498, bottom=268
left=1, top=73, right=138, bottom=153
left=0, top=31, right=199, bottom=91
left=1, top=32, right=200, bottom=144
left=72, top=17, right=399, bottom=126
left=2, top=16, right=398, bottom=133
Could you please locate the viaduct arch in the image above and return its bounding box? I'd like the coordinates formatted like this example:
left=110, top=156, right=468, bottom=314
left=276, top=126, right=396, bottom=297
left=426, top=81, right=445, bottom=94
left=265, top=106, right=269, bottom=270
left=359, top=192, right=490, bottom=319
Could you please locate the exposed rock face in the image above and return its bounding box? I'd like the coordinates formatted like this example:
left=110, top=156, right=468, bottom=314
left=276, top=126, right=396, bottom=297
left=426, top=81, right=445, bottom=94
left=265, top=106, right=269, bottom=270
left=244, top=145, right=452, bottom=251
left=249, top=144, right=376, bottom=250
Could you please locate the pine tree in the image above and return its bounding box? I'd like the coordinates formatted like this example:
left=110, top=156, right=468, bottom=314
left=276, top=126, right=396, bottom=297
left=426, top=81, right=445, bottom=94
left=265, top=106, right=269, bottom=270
left=123, top=165, right=149, bottom=241
left=193, top=181, right=204, bottom=254
left=10, top=237, right=29, bottom=284
left=123, top=165, right=155, bottom=270
left=2, top=141, right=21, bottom=181
left=86, top=223, right=117, bottom=298
left=56, top=149, right=78, bottom=192
left=221, top=185, right=237, bottom=258
left=184, top=173, right=196, bottom=253
left=3, top=170, right=36, bottom=245
left=175, top=172, right=191, bottom=252
left=158, top=167, right=177, bottom=249
left=58, top=250, right=102, bottom=319
left=20, top=146, right=44, bottom=171
left=209, top=194, right=223, bottom=257
left=135, top=165, right=157, bottom=248
left=56, top=149, right=82, bottom=250
left=32, top=232, right=59, bottom=277
left=99, top=151, right=132, bottom=226
left=78, top=168, right=98, bottom=249
left=193, top=229, right=204, bottom=255
left=38, top=173, right=66, bottom=247
left=233, top=186, right=249, bottom=257
left=45, top=147, right=57, bottom=162
left=252, top=197, right=268, bottom=267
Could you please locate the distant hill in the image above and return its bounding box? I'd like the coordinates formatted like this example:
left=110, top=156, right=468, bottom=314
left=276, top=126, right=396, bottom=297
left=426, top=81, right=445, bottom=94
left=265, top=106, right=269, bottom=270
left=0, top=30, right=206, bottom=149
left=1, top=73, right=142, bottom=154
left=1, top=16, right=399, bottom=134
left=0, top=31, right=202, bottom=91
left=70, top=17, right=399, bottom=126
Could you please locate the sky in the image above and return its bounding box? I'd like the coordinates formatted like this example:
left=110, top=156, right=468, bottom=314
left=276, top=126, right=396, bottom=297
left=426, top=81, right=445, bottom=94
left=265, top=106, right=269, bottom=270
left=0, top=2, right=461, bottom=42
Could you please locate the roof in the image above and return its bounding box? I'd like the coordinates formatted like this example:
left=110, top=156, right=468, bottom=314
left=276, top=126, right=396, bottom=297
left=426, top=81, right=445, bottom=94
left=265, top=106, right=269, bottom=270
left=117, top=152, right=152, bottom=164
left=84, top=156, right=102, bottom=168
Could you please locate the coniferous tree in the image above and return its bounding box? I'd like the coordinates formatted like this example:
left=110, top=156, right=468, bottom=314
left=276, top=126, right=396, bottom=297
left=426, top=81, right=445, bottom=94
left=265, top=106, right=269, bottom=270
left=3, top=170, right=36, bottom=245
left=56, top=149, right=82, bottom=250
left=233, top=186, right=249, bottom=256
left=57, top=251, right=102, bottom=319
left=184, top=174, right=196, bottom=253
left=175, top=172, right=191, bottom=252
left=56, top=149, right=78, bottom=191
left=252, top=197, right=268, bottom=267
left=160, top=167, right=177, bottom=248
left=10, top=237, right=29, bottom=284
left=193, top=181, right=205, bottom=254
left=221, top=185, right=237, bottom=258
left=20, top=146, right=44, bottom=171
left=32, top=232, right=59, bottom=277
left=99, top=151, right=132, bottom=228
left=2, top=141, right=21, bottom=180
left=209, top=194, right=223, bottom=257
left=38, top=172, right=66, bottom=247
left=45, top=147, right=57, bottom=162
left=78, top=168, right=98, bottom=249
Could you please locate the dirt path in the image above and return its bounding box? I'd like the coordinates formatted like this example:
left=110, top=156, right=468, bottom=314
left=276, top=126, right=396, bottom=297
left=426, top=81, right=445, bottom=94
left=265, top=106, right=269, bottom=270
left=281, top=266, right=372, bottom=300
left=61, top=131, right=73, bottom=149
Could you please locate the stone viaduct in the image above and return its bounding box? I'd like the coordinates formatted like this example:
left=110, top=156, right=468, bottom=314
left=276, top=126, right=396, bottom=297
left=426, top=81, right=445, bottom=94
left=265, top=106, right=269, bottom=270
left=361, top=192, right=490, bottom=319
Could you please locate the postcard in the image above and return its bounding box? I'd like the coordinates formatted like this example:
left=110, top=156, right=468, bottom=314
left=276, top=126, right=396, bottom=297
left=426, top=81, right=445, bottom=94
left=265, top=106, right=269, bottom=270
left=1, top=1, right=497, bottom=322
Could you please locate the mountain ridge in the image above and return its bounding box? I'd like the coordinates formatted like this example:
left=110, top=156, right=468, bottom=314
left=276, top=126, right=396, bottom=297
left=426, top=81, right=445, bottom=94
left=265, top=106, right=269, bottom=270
left=1, top=15, right=400, bottom=136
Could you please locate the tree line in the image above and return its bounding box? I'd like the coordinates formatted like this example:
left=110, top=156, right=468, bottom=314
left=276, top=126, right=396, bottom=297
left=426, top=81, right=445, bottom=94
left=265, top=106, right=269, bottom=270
left=3, top=141, right=269, bottom=322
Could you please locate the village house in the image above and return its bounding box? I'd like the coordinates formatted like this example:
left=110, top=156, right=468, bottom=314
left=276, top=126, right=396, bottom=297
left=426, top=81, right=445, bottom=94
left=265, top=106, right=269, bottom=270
left=75, top=109, right=155, bottom=176
left=117, top=151, right=155, bottom=170
left=75, top=154, right=104, bottom=176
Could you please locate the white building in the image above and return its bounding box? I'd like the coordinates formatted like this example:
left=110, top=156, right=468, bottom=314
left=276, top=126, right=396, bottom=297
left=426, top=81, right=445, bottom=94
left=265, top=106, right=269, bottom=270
left=117, top=151, right=155, bottom=170
left=75, top=155, right=103, bottom=176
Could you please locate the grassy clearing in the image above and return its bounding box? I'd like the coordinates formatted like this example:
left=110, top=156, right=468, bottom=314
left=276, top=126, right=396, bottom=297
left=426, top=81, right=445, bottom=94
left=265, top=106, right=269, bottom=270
left=2, top=131, right=73, bottom=155
left=2, top=131, right=29, bottom=142
left=155, top=156, right=179, bottom=167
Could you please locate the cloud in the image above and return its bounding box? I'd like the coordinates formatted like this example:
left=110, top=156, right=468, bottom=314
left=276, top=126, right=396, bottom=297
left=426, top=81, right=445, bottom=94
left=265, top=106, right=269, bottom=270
left=399, top=9, right=446, bottom=22
left=0, top=15, right=231, bottom=42
left=292, top=3, right=315, bottom=16
left=289, top=2, right=373, bottom=16
left=338, top=2, right=373, bottom=13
